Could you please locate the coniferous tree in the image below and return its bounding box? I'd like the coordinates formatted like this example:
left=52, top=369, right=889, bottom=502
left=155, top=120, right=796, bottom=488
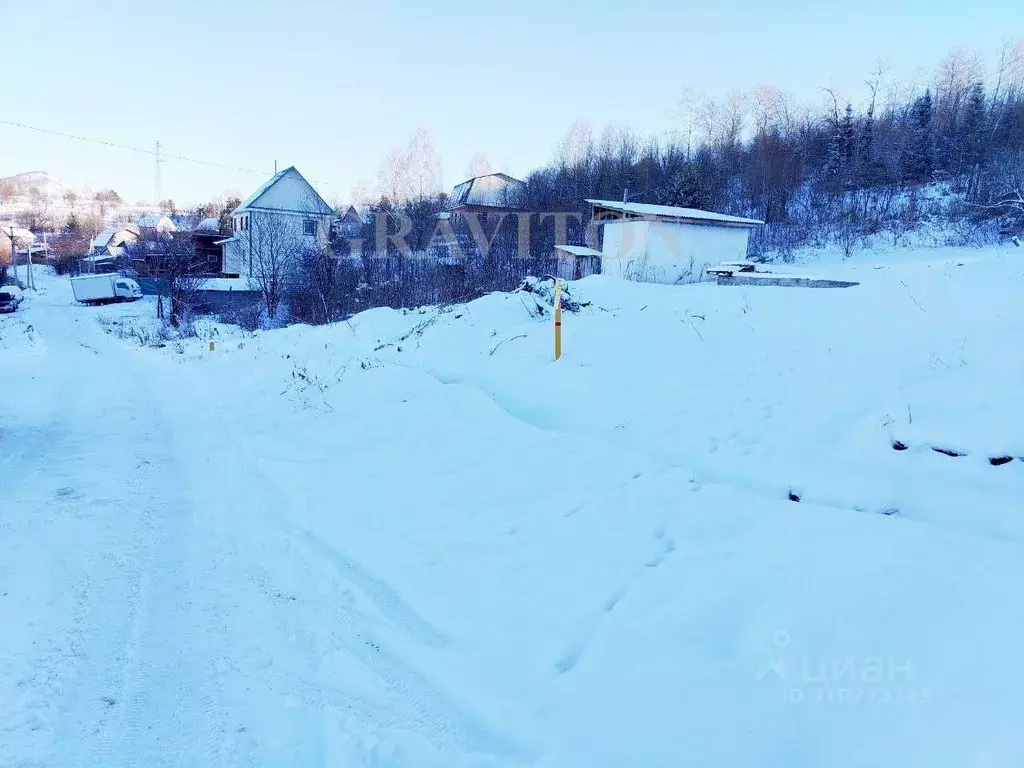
left=839, top=104, right=857, bottom=184
left=903, top=90, right=935, bottom=184
left=858, top=105, right=881, bottom=187
left=824, top=119, right=843, bottom=192
left=958, top=82, right=988, bottom=198
left=959, top=83, right=988, bottom=168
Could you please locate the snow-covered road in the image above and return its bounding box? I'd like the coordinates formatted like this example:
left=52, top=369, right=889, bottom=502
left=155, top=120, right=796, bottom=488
left=1, top=287, right=531, bottom=767
left=1, top=295, right=234, bottom=766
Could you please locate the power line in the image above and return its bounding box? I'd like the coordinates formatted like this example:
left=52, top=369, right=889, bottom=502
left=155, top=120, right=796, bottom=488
left=0, top=118, right=269, bottom=176
left=0, top=117, right=350, bottom=205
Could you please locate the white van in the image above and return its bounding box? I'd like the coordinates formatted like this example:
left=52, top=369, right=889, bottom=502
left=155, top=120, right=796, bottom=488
left=71, top=274, right=143, bottom=305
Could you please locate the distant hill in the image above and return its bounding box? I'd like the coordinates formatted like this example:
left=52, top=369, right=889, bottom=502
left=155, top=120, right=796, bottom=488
left=0, top=171, right=73, bottom=199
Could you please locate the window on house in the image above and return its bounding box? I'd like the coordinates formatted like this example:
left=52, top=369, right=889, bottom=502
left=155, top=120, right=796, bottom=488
left=303, top=219, right=317, bottom=237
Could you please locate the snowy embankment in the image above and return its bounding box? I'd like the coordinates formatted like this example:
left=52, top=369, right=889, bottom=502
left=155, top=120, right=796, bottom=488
left=2, top=246, right=1023, bottom=767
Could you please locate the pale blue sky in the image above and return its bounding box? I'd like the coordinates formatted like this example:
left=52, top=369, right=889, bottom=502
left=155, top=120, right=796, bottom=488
left=1, top=0, right=1018, bottom=205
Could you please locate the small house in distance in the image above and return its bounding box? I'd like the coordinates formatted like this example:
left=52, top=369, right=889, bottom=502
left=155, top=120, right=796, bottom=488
left=193, top=218, right=225, bottom=274
left=137, top=213, right=177, bottom=238
left=1, top=224, right=35, bottom=267
left=555, top=244, right=602, bottom=281
left=334, top=205, right=365, bottom=239
left=588, top=199, right=763, bottom=284
left=90, top=225, right=140, bottom=258
left=442, top=173, right=527, bottom=218
left=433, top=173, right=527, bottom=262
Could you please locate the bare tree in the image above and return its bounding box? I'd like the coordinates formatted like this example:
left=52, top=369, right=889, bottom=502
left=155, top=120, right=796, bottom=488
left=246, top=213, right=312, bottom=320
left=722, top=89, right=748, bottom=148
left=25, top=190, right=54, bottom=232
left=287, top=240, right=360, bottom=325
left=695, top=92, right=723, bottom=148
left=376, top=128, right=443, bottom=205
left=752, top=84, right=782, bottom=135
left=406, top=127, right=442, bottom=200
left=557, top=121, right=595, bottom=169
left=127, top=235, right=208, bottom=330
left=674, top=86, right=701, bottom=159
left=934, top=49, right=984, bottom=122
left=378, top=147, right=410, bottom=204
left=466, top=152, right=493, bottom=179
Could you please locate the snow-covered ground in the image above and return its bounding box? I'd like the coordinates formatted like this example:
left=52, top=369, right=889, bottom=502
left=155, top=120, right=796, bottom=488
left=1, top=246, right=1023, bottom=767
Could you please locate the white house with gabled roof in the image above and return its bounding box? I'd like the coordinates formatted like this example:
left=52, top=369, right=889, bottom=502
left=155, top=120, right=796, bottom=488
left=220, top=166, right=334, bottom=278
left=588, top=199, right=763, bottom=284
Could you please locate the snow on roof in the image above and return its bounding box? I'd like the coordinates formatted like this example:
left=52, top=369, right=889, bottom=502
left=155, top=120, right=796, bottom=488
left=2, top=225, right=35, bottom=242
left=138, top=213, right=175, bottom=229
left=92, top=228, right=116, bottom=248
left=587, top=199, right=764, bottom=227
left=443, top=173, right=526, bottom=212
left=236, top=168, right=289, bottom=211
left=196, top=218, right=220, bottom=233
left=555, top=244, right=603, bottom=257
left=234, top=167, right=333, bottom=216
left=15, top=243, right=51, bottom=254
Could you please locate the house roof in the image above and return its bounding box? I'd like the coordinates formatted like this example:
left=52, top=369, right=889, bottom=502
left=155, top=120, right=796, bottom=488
left=2, top=225, right=35, bottom=242
left=337, top=205, right=366, bottom=223
left=92, top=228, right=116, bottom=248
left=234, top=166, right=333, bottom=216
left=15, top=243, right=52, bottom=254
left=196, top=217, right=220, bottom=233
left=555, top=244, right=603, bottom=257
left=138, top=213, right=175, bottom=229
left=442, top=173, right=526, bottom=212
left=587, top=200, right=764, bottom=227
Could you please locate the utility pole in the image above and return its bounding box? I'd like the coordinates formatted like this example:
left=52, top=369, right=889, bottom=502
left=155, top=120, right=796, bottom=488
left=26, top=239, right=34, bottom=290
left=3, top=225, right=30, bottom=290
left=154, top=140, right=163, bottom=206
left=3, top=227, right=15, bottom=284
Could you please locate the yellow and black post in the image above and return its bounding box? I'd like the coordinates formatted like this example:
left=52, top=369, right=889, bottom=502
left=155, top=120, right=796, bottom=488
left=554, top=281, right=562, bottom=361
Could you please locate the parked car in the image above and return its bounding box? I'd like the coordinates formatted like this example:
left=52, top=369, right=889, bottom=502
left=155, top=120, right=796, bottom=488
left=0, top=285, right=23, bottom=313
left=71, top=274, right=143, bottom=305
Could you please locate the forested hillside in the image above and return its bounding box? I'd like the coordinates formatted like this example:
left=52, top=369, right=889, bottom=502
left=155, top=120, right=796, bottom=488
left=363, top=44, right=1024, bottom=264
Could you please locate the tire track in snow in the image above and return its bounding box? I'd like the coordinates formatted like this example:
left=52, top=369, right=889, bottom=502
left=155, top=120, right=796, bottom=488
left=148, top=360, right=535, bottom=766
left=292, top=526, right=452, bottom=650
left=4, top=306, right=228, bottom=768
left=1, top=333, right=156, bottom=766
left=235, top=522, right=533, bottom=763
